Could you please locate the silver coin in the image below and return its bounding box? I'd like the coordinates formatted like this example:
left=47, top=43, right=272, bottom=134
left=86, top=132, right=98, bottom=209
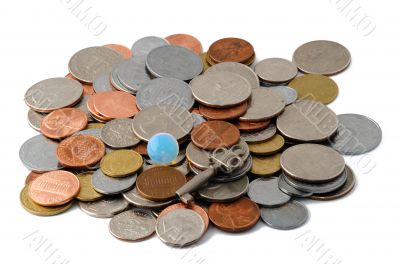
left=278, top=174, right=313, bottom=198
left=131, top=36, right=169, bottom=57
left=293, top=40, right=351, bottom=75
left=24, top=77, right=83, bottom=113
left=123, top=187, right=175, bottom=209
left=198, top=176, right=249, bottom=202
left=19, top=134, right=63, bottom=172
left=93, top=74, right=113, bottom=93
left=132, top=105, right=193, bottom=142
left=265, top=86, right=298, bottom=105
left=74, top=95, right=94, bottom=121
left=156, top=208, right=205, bottom=247
left=247, top=177, right=291, bottom=207
left=92, top=169, right=136, bottom=195
left=146, top=46, right=203, bottom=81
left=114, top=56, right=152, bottom=93
left=260, top=200, right=309, bottom=230
left=192, top=113, right=206, bottom=127
left=277, top=99, right=338, bottom=142
left=109, top=67, right=134, bottom=94
left=255, top=58, right=298, bottom=83
left=206, top=62, right=259, bottom=89
left=68, top=46, right=123, bottom=83
left=328, top=114, right=382, bottom=155
left=101, top=119, right=140, bottom=148
left=79, top=196, right=129, bottom=218
left=27, top=109, right=46, bottom=132
left=240, top=123, right=277, bottom=143
left=136, top=77, right=194, bottom=110
left=239, top=88, right=285, bottom=121
left=109, top=209, right=156, bottom=241
left=190, top=71, right=251, bottom=108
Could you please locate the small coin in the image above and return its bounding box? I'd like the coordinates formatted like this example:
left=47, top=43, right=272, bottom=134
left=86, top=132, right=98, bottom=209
left=199, top=101, right=247, bottom=121
left=260, top=200, right=309, bottom=230
left=278, top=174, right=313, bottom=198
left=100, top=150, right=143, bottom=177
left=93, top=91, right=139, bottom=119
left=109, top=209, right=156, bottom=241
left=93, top=74, right=113, bottom=93
left=100, top=119, right=140, bottom=148
left=248, top=134, right=285, bottom=155
left=25, top=171, right=43, bottom=185
left=248, top=177, right=291, bottom=207
left=235, top=120, right=270, bottom=132
left=79, top=196, right=129, bottom=218
left=251, top=153, right=282, bottom=176
left=131, top=36, right=169, bottom=57
left=27, top=109, right=46, bottom=132
left=113, top=56, right=152, bottom=93
left=104, top=44, right=132, bottom=59
left=123, top=187, right=175, bottom=209
left=255, top=58, right=298, bottom=83
left=76, top=171, right=104, bottom=201
left=198, top=176, right=249, bottom=202
left=206, top=62, right=259, bottom=89
left=158, top=203, right=209, bottom=229
left=165, top=34, right=203, bottom=54
left=92, top=168, right=136, bottom=195
left=265, top=86, right=298, bottom=105
left=208, top=38, right=254, bottom=64
left=191, top=121, right=240, bottom=150
left=240, top=123, right=277, bottom=143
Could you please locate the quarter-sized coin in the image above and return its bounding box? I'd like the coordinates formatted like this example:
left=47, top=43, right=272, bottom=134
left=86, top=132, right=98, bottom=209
left=206, top=62, right=259, bottom=89
left=165, top=34, right=203, bottom=54
left=104, top=44, right=132, bottom=59
left=92, top=168, right=136, bottom=195
left=248, top=134, right=285, bottom=155
left=255, top=58, right=298, bottom=83
left=191, top=121, right=240, bottom=150
left=113, top=56, right=152, bottom=93
left=100, top=149, right=143, bottom=177
left=199, top=101, right=247, bottom=120
left=198, top=176, right=249, bottom=202
left=93, top=74, right=113, bottom=93
left=260, top=200, right=309, bottom=230
left=208, top=38, right=254, bottom=64
left=158, top=203, right=209, bottom=230
left=76, top=171, right=104, bottom=201
left=248, top=177, right=291, bottom=207
left=100, top=118, right=140, bottom=148
left=93, top=91, right=139, bottom=119
left=278, top=174, right=313, bottom=198
left=240, top=123, right=277, bottom=143
left=65, top=73, right=95, bottom=95
left=265, top=86, right=298, bottom=105
left=79, top=196, right=129, bottom=218
left=27, top=109, right=46, bottom=132
left=131, top=36, right=169, bottom=57
left=251, top=153, right=282, bottom=176
left=123, top=187, right=175, bottom=209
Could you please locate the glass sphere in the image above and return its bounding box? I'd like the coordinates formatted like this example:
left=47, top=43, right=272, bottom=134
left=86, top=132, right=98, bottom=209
left=147, top=133, right=179, bottom=165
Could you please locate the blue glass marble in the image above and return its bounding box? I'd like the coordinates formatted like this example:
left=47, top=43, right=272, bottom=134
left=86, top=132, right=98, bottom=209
left=147, top=133, right=179, bottom=165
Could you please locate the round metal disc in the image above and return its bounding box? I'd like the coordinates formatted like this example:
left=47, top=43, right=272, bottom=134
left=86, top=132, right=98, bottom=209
left=131, top=36, right=169, bottom=57
left=93, top=74, right=113, bottom=93
left=79, top=197, right=129, bottom=218
left=101, top=118, right=140, bottom=148
left=240, top=123, right=277, bottom=143
left=247, top=177, right=291, bottom=207
left=254, top=58, right=298, bottom=83
left=260, top=200, right=309, bottom=230
left=114, top=56, right=152, bottom=93
left=278, top=174, right=313, bottom=198
left=265, top=86, right=298, bottom=105
left=27, top=110, right=46, bottom=132
left=198, top=176, right=249, bottom=202
left=92, top=169, right=137, bottom=195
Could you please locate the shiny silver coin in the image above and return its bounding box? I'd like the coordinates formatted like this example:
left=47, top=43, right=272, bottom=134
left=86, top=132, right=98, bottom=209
left=101, top=118, right=140, bottom=148
left=255, top=58, right=298, bottom=83
left=156, top=208, right=205, bottom=247
left=240, top=123, right=277, bottom=143
left=131, top=36, right=169, bottom=57
left=260, top=200, right=309, bottom=230
left=277, top=99, right=338, bottom=142
left=19, top=134, right=63, bottom=172
left=24, top=77, right=83, bottom=113
left=114, top=56, right=152, bottom=93
left=92, top=169, right=136, bottom=195
left=68, top=46, right=123, bottom=83
left=206, top=62, right=259, bottom=89
left=192, top=113, right=206, bottom=127
left=93, top=74, right=113, bottom=93
left=239, top=88, right=285, bottom=122
left=123, top=187, right=175, bottom=209
left=198, top=176, right=249, bottom=202
left=190, top=71, right=251, bottom=108
left=27, top=109, right=46, bottom=132
left=79, top=196, right=129, bottom=218
left=74, top=95, right=94, bottom=122
left=328, top=114, right=382, bottom=155
left=136, top=77, right=194, bottom=110
left=247, top=177, right=291, bottom=207
left=132, top=105, right=193, bottom=142
left=146, top=46, right=203, bottom=81
left=278, top=174, right=313, bottom=198
left=109, top=209, right=156, bottom=241
left=265, top=86, right=298, bottom=105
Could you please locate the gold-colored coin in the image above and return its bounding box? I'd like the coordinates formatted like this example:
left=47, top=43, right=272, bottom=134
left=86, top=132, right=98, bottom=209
left=201, top=52, right=210, bottom=71
left=100, top=149, right=143, bottom=177
left=251, top=153, right=282, bottom=176
left=288, top=74, right=339, bottom=104
left=87, top=122, right=105, bottom=129
left=76, top=171, right=104, bottom=201
left=248, top=134, right=285, bottom=155
left=20, top=186, right=73, bottom=216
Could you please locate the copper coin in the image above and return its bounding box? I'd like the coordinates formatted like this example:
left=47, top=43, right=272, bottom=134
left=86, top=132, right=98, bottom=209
left=65, top=73, right=95, bottom=95
left=132, top=141, right=148, bottom=156
left=235, top=120, right=270, bottom=132
left=208, top=38, right=254, bottom=64
left=208, top=197, right=260, bottom=232
left=165, top=34, right=203, bottom=54
left=191, top=121, right=240, bottom=150
left=28, top=170, right=80, bottom=206
left=104, top=44, right=132, bottom=59
left=199, top=101, right=248, bottom=121
left=158, top=203, right=209, bottom=229
left=57, top=134, right=105, bottom=168
left=86, top=95, right=111, bottom=122
left=25, top=171, right=43, bottom=185
left=92, top=91, right=138, bottom=119
left=40, top=108, right=88, bottom=139
left=136, top=166, right=186, bottom=201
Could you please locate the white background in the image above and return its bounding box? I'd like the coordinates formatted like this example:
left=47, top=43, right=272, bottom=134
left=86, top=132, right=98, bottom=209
left=0, top=0, right=398, bottom=263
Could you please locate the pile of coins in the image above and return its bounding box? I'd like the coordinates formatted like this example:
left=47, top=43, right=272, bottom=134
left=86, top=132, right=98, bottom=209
left=20, top=34, right=382, bottom=247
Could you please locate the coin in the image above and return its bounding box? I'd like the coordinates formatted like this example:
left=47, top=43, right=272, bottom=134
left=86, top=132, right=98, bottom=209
left=92, top=168, right=136, bottom=195
left=281, top=143, right=345, bottom=183
left=109, top=209, right=156, bottom=241
left=100, top=118, right=140, bottom=148
left=240, top=123, right=277, bottom=143
left=131, top=36, right=169, bottom=57
left=208, top=197, right=260, bottom=232
left=79, top=196, right=129, bottom=218
left=247, top=177, right=291, bottom=207
left=100, top=150, right=143, bottom=177
left=293, top=40, right=351, bottom=75
left=235, top=120, right=270, bottom=132
left=199, top=101, right=247, bottom=120
left=158, top=203, right=209, bottom=229
left=113, top=56, right=152, bottom=93
left=132, top=141, right=148, bottom=156
left=288, top=74, right=339, bottom=104
left=248, top=134, right=285, bottom=155
left=74, top=95, right=94, bottom=122
left=65, top=73, right=95, bottom=95
left=251, top=153, right=282, bottom=176
left=165, top=34, right=203, bottom=54
left=277, top=99, right=338, bottom=142
left=191, top=121, right=240, bottom=150
left=104, top=44, right=132, bottom=59
left=208, top=38, right=254, bottom=64
left=123, top=187, right=175, bottom=209
left=92, top=91, right=138, bottom=119
left=328, top=114, right=382, bottom=155
left=86, top=94, right=111, bottom=122
left=93, top=74, right=113, bottom=93
left=28, top=170, right=80, bottom=206
left=260, top=200, right=309, bottom=230
left=24, top=77, right=83, bottom=113
left=254, top=58, right=298, bottom=83
left=198, top=176, right=249, bottom=202
left=25, top=171, right=43, bottom=185
left=278, top=174, right=313, bottom=198
left=27, top=110, right=46, bottom=132
left=266, top=86, right=298, bottom=105
left=76, top=171, right=104, bottom=201
left=200, top=52, right=210, bottom=71
left=206, top=62, right=259, bottom=89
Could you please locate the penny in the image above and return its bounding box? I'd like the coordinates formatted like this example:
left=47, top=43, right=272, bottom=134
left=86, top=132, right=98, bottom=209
left=248, top=134, right=285, bottom=155
left=158, top=203, right=209, bottom=229
left=208, top=197, right=260, bottom=232
left=328, top=114, right=382, bottom=155
left=199, top=101, right=247, bottom=120
left=92, top=91, right=138, bottom=119
left=76, top=171, right=104, bottom=201
left=100, top=119, right=140, bottom=148
left=198, top=176, right=249, bottom=202
left=28, top=170, right=80, bottom=206
left=113, top=56, right=152, bottom=93
left=235, top=120, right=270, bottom=132
left=25, top=171, right=43, bottom=185
left=109, top=209, right=156, bottom=241
left=57, top=135, right=105, bottom=168
left=136, top=166, right=186, bottom=201
left=123, top=187, right=175, bottom=209
left=208, top=38, right=254, bottom=64
left=260, top=200, right=309, bottom=230
left=266, top=86, right=298, bottom=105
left=165, top=34, right=203, bottom=54
left=40, top=108, right=88, bottom=139
left=92, top=168, right=136, bottom=195
left=100, top=149, right=143, bottom=177
left=93, top=74, right=113, bottom=93
left=247, top=177, right=291, bottom=207
left=27, top=110, right=46, bottom=132
left=280, top=143, right=345, bottom=183
left=65, top=73, right=95, bottom=95
left=104, top=44, right=132, bottom=59
left=131, top=36, right=169, bottom=57
left=68, top=46, right=123, bottom=83
left=255, top=58, right=298, bottom=83
left=132, top=141, right=148, bottom=156
left=277, top=99, right=338, bottom=142
left=251, top=153, right=282, bottom=176
left=146, top=45, right=203, bottom=81
left=191, top=121, right=240, bottom=150
left=239, top=88, right=285, bottom=121
left=79, top=196, right=129, bottom=218
left=278, top=174, right=313, bottom=198
left=293, top=40, right=351, bottom=75
left=240, top=123, right=276, bottom=143
left=288, top=74, right=339, bottom=104
left=86, top=95, right=110, bottom=122
left=24, top=77, right=83, bottom=113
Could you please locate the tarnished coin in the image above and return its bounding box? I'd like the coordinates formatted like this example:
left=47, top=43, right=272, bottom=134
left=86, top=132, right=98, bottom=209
left=24, top=77, right=83, bottom=113
left=104, top=44, right=132, bottom=59
left=79, top=196, right=129, bottom=218
left=199, top=101, right=247, bottom=121
left=260, top=200, right=309, bottom=230
left=113, top=56, right=152, bottom=93
left=255, top=58, right=298, bottom=83
left=198, top=176, right=249, bottom=202
left=248, top=134, right=285, bottom=155
left=92, top=168, right=136, bottom=195
left=208, top=38, right=254, bottom=64
left=68, top=46, right=123, bottom=83
left=131, top=36, right=169, bottom=57
left=266, top=86, right=298, bottom=105
left=248, top=177, right=291, bottom=207
left=278, top=174, right=313, bottom=198
left=191, top=121, right=240, bottom=150
left=206, top=62, right=259, bottom=89
left=277, top=99, right=338, bottom=142
left=27, top=110, right=46, bottom=132
left=293, top=40, right=351, bottom=75
left=165, top=34, right=203, bottom=54
left=251, top=153, right=282, bottom=176
left=123, top=187, right=175, bottom=209
left=93, top=74, right=113, bottom=93
left=109, top=209, right=156, bottom=241
left=240, top=123, right=277, bottom=143
left=101, top=119, right=140, bottom=148
left=158, top=203, right=209, bottom=230
left=100, top=150, right=143, bottom=177
left=328, top=114, right=382, bottom=155
left=93, top=91, right=139, bottom=119
left=76, top=171, right=104, bottom=201
left=146, top=45, right=203, bottom=81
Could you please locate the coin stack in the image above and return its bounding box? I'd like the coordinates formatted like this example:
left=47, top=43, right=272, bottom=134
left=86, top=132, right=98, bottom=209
left=20, top=34, right=382, bottom=247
